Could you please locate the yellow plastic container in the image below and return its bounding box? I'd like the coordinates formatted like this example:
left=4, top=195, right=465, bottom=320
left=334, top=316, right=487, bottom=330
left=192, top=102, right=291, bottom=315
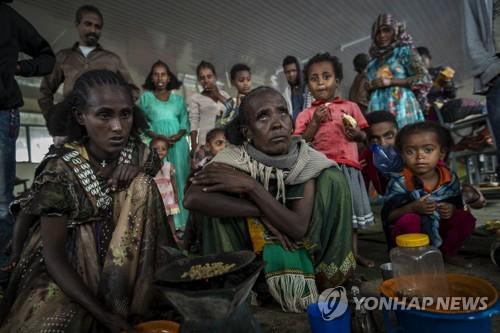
left=390, top=233, right=448, bottom=298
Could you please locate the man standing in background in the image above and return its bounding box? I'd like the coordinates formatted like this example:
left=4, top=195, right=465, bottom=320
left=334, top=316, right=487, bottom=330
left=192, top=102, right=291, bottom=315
left=38, top=4, right=139, bottom=119
left=282, top=55, right=312, bottom=122
left=349, top=53, right=370, bottom=114
left=0, top=0, right=55, bottom=282
left=463, top=0, right=500, bottom=179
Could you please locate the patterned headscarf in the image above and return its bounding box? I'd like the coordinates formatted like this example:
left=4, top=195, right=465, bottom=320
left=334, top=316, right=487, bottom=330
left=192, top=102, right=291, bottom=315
left=369, top=13, right=414, bottom=58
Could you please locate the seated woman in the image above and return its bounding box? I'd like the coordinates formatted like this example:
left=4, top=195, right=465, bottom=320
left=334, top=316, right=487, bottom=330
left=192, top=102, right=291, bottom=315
left=184, top=86, right=355, bottom=313
left=0, top=70, right=175, bottom=333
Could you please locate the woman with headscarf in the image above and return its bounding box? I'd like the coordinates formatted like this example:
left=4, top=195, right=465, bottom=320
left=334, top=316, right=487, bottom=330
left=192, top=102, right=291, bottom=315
left=366, top=14, right=431, bottom=128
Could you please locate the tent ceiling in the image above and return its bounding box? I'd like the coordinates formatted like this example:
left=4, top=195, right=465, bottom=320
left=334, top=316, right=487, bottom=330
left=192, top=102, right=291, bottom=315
left=12, top=0, right=466, bottom=104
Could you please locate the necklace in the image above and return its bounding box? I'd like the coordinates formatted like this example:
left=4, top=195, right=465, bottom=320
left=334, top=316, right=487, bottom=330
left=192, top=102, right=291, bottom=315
left=86, top=145, right=118, bottom=168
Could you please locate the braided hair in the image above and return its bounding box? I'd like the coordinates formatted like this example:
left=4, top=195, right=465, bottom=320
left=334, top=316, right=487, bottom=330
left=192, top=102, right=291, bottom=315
left=47, top=69, right=149, bottom=141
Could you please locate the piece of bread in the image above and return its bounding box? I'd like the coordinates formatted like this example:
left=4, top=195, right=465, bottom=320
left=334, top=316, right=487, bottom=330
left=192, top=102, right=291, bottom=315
left=377, top=66, right=393, bottom=79
left=342, top=113, right=357, bottom=128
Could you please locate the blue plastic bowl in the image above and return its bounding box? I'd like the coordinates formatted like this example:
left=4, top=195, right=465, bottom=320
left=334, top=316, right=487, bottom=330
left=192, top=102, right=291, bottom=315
left=307, top=302, right=351, bottom=333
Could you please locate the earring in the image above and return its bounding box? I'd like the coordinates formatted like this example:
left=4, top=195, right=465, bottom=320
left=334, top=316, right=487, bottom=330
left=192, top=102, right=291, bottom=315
left=247, top=138, right=252, bottom=143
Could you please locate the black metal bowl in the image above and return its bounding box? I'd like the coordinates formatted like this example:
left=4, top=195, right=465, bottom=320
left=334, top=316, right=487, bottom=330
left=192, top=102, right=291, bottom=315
left=155, top=250, right=256, bottom=283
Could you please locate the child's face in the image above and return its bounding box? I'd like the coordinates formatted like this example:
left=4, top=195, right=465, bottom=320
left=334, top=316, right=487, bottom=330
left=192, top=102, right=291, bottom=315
left=367, top=121, right=397, bottom=146
left=207, top=132, right=226, bottom=156
left=401, top=132, right=446, bottom=177
left=153, top=140, right=168, bottom=160
left=307, top=61, right=336, bottom=101
left=232, top=70, right=251, bottom=95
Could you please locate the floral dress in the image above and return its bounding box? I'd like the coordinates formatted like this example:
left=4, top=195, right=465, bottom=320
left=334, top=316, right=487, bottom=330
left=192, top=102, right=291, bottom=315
left=367, top=45, right=431, bottom=128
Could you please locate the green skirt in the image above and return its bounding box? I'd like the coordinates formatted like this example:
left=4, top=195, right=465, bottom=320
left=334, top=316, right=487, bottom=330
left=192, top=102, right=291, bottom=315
left=198, top=167, right=356, bottom=312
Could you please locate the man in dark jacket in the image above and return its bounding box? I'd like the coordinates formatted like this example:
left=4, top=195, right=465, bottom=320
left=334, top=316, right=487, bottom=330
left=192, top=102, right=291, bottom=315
left=38, top=5, right=139, bottom=119
left=0, top=0, right=55, bottom=274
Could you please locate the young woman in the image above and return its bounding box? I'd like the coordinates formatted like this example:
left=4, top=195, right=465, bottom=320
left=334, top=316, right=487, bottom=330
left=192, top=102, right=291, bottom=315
left=366, top=14, right=431, bottom=128
left=188, top=61, right=231, bottom=152
left=139, top=60, right=190, bottom=231
left=0, top=70, right=175, bottom=333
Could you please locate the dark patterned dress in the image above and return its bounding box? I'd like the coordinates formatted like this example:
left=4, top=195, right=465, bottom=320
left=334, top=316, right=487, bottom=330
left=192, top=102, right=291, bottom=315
left=0, top=139, right=174, bottom=332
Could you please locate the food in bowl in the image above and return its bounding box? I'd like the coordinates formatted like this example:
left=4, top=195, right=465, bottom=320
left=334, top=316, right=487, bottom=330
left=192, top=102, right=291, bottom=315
left=181, top=262, right=236, bottom=280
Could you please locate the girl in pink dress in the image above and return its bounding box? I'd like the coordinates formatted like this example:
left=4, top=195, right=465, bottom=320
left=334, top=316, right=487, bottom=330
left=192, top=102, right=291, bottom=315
left=151, top=135, right=180, bottom=241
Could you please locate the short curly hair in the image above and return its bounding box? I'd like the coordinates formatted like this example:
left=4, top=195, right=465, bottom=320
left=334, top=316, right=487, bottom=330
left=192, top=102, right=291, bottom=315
left=396, top=121, right=453, bottom=152
left=47, top=69, right=149, bottom=142
left=225, top=86, right=289, bottom=146
left=230, top=63, right=251, bottom=81
left=303, top=52, right=343, bottom=82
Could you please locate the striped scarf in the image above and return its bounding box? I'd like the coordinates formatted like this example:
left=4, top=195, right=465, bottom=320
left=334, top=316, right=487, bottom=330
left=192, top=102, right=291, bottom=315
left=210, top=136, right=336, bottom=203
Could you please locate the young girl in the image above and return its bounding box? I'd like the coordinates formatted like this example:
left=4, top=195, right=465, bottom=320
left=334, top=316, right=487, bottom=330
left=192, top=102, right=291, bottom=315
left=294, top=52, right=375, bottom=267
left=192, top=128, right=227, bottom=170
left=382, top=122, right=476, bottom=260
left=184, top=128, right=227, bottom=252
left=150, top=135, right=180, bottom=241
left=218, top=63, right=252, bottom=126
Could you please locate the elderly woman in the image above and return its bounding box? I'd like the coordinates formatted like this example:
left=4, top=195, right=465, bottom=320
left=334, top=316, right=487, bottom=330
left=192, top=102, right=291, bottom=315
left=0, top=70, right=174, bottom=333
left=184, top=86, right=355, bottom=313
left=366, top=13, right=431, bottom=128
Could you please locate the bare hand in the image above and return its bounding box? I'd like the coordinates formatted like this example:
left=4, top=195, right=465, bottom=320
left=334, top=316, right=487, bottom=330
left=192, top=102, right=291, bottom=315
left=437, top=202, right=456, bottom=220
left=192, top=163, right=257, bottom=194
left=101, top=313, right=137, bottom=333
left=344, top=126, right=365, bottom=142
left=167, top=133, right=182, bottom=144
left=312, top=105, right=330, bottom=124
left=262, top=218, right=299, bottom=251
left=370, top=78, right=391, bottom=89
left=236, top=93, right=246, bottom=106
left=107, top=165, right=140, bottom=192
left=411, top=194, right=437, bottom=215
left=359, top=158, right=367, bottom=169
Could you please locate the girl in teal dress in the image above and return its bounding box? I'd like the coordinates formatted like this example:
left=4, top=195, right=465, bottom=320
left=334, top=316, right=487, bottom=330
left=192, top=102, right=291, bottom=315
left=366, top=14, right=431, bottom=128
left=140, top=60, right=190, bottom=231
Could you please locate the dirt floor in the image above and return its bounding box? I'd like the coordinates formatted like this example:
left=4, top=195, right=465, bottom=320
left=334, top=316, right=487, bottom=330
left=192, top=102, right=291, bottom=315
left=252, top=194, right=500, bottom=332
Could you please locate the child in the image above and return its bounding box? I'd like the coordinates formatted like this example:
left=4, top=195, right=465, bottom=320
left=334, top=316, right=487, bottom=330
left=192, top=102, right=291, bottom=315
left=230, top=63, right=252, bottom=107
left=192, top=128, right=227, bottom=170
left=218, top=64, right=252, bottom=126
left=184, top=128, right=226, bottom=252
left=360, top=111, right=398, bottom=196
left=381, top=122, right=476, bottom=259
left=294, top=52, right=375, bottom=267
left=151, top=135, right=180, bottom=241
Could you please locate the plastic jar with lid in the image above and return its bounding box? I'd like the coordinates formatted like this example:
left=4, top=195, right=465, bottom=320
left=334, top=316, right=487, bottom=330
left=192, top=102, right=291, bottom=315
left=389, top=233, right=448, bottom=298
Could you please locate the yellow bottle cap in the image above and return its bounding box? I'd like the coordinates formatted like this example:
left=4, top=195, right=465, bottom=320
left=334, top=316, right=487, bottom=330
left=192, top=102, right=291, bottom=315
left=396, top=233, right=430, bottom=247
